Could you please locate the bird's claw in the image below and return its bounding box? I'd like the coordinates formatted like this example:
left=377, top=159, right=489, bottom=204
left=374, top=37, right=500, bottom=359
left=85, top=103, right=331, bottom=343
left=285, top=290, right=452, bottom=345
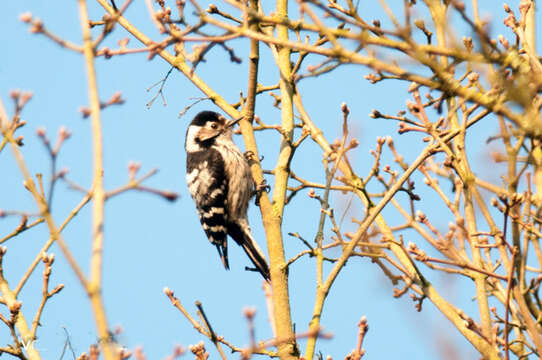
left=254, top=179, right=270, bottom=206
left=244, top=151, right=264, bottom=163
left=244, top=150, right=255, bottom=161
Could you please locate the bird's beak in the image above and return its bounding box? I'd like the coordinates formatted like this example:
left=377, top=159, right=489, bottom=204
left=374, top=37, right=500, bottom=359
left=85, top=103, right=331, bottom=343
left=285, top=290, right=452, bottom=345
left=197, top=127, right=223, bottom=142
left=226, top=116, right=243, bottom=128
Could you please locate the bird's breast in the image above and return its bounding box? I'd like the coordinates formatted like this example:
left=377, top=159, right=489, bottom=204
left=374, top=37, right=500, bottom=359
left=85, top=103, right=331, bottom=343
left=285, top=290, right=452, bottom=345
left=214, top=143, right=253, bottom=219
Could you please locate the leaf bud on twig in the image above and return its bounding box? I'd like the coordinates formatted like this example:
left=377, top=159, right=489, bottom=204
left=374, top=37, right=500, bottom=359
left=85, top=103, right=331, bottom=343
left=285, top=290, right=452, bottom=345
left=341, top=102, right=349, bottom=116
left=19, top=12, right=32, bottom=23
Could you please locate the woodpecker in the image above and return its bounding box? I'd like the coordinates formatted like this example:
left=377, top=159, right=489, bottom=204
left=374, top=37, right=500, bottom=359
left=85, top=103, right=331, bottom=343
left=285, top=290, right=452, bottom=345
left=185, top=111, right=270, bottom=280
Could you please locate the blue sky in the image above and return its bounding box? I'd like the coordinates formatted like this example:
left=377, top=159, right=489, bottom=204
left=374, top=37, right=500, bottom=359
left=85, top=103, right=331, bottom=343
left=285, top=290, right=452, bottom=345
left=1, top=1, right=538, bottom=359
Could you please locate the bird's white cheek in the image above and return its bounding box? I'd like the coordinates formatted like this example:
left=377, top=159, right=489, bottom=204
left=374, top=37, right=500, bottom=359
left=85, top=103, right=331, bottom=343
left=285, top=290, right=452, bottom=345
left=185, top=125, right=203, bottom=152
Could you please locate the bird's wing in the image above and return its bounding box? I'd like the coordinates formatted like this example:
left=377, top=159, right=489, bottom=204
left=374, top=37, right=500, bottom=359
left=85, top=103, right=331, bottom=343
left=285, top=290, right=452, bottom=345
left=186, top=149, right=230, bottom=269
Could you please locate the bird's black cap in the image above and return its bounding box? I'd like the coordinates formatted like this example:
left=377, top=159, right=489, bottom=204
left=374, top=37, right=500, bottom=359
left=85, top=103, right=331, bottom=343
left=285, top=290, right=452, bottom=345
left=190, top=111, right=221, bottom=127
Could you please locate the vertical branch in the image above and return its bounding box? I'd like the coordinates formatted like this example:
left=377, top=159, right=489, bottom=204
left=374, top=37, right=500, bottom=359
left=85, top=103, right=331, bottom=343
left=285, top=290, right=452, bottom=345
left=454, top=92, right=492, bottom=343
left=425, top=0, right=447, bottom=66
left=463, top=189, right=493, bottom=340
left=524, top=0, right=542, bottom=206
left=272, top=0, right=295, bottom=218
left=78, top=0, right=105, bottom=289
left=268, top=0, right=297, bottom=357
left=504, top=248, right=517, bottom=360
left=239, top=1, right=297, bottom=359
left=243, top=0, right=259, bottom=123
left=77, top=1, right=113, bottom=359
left=305, top=106, right=349, bottom=360
left=524, top=0, right=536, bottom=54
left=315, top=165, right=333, bottom=288
left=428, top=0, right=494, bottom=342
left=304, top=165, right=334, bottom=360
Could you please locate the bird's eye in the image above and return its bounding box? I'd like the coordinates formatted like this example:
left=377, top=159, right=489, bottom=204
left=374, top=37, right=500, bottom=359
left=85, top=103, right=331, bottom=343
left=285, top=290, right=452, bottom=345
left=210, top=123, right=218, bottom=130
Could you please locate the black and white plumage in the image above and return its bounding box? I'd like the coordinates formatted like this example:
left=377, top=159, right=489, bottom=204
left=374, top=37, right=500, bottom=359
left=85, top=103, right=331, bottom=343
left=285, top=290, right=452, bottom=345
left=185, top=111, right=270, bottom=280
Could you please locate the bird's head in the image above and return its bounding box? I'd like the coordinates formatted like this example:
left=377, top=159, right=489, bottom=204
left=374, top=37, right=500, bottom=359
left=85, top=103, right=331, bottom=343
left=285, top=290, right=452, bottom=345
left=185, top=111, right=241, bottom=152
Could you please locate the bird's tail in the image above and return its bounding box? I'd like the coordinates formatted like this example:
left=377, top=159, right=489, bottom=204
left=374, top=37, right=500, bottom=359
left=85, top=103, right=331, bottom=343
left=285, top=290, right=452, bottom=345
left=229, top=220, right=270, bottom=281
left=241, top=235, right=270, bottom=281
left=215, top=243, right=229, bottom=270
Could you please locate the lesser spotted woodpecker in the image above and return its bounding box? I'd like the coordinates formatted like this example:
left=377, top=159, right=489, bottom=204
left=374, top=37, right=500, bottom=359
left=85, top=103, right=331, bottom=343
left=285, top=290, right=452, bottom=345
left=185, top=111, right=270, bottom=280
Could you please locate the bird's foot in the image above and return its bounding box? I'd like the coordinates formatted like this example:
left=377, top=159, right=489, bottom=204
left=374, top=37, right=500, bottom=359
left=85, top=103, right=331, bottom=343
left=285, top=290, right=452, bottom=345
left=254, top=179, right=270, bottom=206
left=244, top=150, right=264, bottom=163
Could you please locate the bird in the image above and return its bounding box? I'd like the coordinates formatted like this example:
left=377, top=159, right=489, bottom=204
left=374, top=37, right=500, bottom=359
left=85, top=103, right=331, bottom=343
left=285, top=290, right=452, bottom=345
left=185, top=110, right=270, bottom=280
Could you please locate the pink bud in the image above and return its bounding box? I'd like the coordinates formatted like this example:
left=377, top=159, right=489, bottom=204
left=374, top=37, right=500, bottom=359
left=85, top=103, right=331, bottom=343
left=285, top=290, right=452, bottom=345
left=19, top=12, right=32, bottom=23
